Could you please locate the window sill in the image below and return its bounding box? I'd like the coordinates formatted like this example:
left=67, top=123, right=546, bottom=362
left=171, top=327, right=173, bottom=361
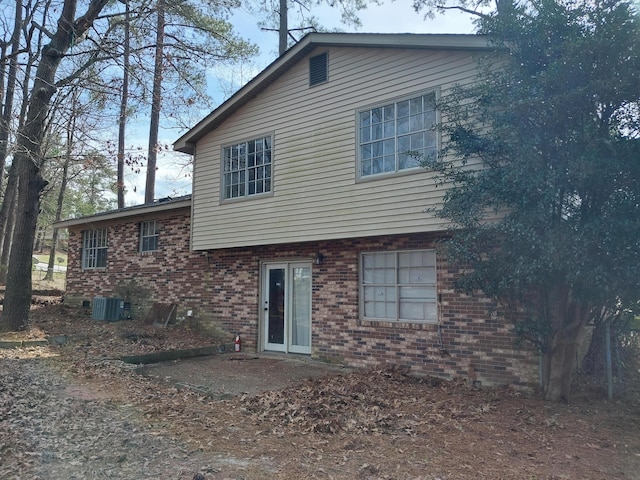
left=355, top=166, right=427, bottom=184
left=220, top=191, right=273, bottom=205
left=358, top=318, right=438, bottom=330
left=356, top=167, right=433, bottom=183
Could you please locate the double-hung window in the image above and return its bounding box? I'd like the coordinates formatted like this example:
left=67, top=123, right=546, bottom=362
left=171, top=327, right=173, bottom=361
left=358, top=91, right=437, bottom=178
left=361, top=250, right=437, bottom=323
left=82, top=228, right=108, bottom=269
left=222, top=136, right=272, bottom=200
left=140, top=220, right=159, bottom=252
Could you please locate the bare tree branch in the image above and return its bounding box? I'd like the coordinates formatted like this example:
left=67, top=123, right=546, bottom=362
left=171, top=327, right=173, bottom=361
left=435, top=4, right=491, bottom=20
left=29, top=20, right=56, bottom=40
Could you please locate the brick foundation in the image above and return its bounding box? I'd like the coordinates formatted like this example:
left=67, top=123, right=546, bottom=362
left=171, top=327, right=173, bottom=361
left=65, top=210, right=538, bottom=388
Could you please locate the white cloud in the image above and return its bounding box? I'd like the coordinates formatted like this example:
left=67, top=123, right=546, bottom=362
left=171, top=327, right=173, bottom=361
left=319, top=0, right=476, bottom=34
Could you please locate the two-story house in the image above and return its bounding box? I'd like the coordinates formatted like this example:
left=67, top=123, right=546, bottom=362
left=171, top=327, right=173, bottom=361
left=58, top=33, right=537, bottom=388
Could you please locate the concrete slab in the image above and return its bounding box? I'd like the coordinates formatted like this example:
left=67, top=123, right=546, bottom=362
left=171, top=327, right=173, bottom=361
left=136, top=352, right=351, bottom=399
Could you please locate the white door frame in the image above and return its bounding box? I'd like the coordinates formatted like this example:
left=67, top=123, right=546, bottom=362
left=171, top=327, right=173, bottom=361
left=261, top=260, right=312, bottom=354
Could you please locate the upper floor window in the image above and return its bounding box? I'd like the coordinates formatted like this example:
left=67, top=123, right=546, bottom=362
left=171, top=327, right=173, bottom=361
left=361, top=249, right=437, bottom=323
left=82, top=228, right=107, bottom=269
left=358, top=91, right=437, bottom=178
left=222, top=136, right=272, bottom=200
left=309, top=52, right=328, bottom=86
left=140, top=220, right=159, bottom=252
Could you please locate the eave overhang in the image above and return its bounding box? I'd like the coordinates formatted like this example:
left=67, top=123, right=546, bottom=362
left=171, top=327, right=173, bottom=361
left=53, top=196, right=192, bottom=229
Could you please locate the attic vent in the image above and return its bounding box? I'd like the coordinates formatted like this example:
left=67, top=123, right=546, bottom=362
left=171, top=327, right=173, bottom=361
left=309, top=52, right=328, bottom=86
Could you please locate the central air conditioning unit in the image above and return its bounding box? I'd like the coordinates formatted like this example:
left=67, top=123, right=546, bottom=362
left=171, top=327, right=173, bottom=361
left=92, top=297, right=125, bottom=321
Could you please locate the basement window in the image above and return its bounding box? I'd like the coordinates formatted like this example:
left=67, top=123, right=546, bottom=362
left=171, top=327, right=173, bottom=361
left=140, top=220, right=159, bottom=252
left=360, top=249, right=437, bottom=323
left=82, top=228, right=108, bottom=269
left=309, top=52, right=328, bottom=86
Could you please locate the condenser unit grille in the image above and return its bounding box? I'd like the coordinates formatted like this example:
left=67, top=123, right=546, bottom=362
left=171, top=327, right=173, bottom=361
left=92, top=297, right=124, bottom=321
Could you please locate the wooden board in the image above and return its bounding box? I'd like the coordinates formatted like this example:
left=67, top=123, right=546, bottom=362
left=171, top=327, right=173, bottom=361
left=144, top=302, right=177, bottom=326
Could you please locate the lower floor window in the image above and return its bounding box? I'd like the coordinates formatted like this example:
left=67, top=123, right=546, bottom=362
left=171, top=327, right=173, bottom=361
left=140, top=220, right=159, bottom=252
left=82, top=228, right=107, bottom=269
left=361, top=249, right=437, bottom=322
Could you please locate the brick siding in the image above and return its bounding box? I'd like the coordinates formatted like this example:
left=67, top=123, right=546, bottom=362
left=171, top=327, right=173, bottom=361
left=65, top=209, right=538, bottom=389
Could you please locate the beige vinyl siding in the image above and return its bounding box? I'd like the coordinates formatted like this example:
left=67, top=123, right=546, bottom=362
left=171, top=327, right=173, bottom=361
left=191, top=46, right=480, bottom=250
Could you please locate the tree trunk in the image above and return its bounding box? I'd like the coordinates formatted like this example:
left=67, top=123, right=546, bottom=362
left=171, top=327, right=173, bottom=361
left=3, top=152, right=47, bottom=331
left=0, top=190, right=16, bottom=284
left=117, top=0, right=130, bottom=209
left=0, top=163, right=18, bottom=282
left=544, top=334, right=580, bottom=401
left=0, top=1, right=35, bottom=285
left=45, top=147, right=70, bottom=281
left=145, top=0, right=165, bottom=204
left=0, top=44, right=5, bottom=104
left=0, top=0, right=23, bottom=193
left=582, top=316, right=622, bottom=378
left=1, top=0, right=110, bottom=332
left=278, top=0, right=288, bottom=55
left=34, top=225, right=44, bottom=252
left=542, top=289, right=591, bottom=401
left=582, top=319, right=606, bottom=376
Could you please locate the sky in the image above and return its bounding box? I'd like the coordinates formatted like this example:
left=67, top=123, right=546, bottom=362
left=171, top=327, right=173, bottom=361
left=129, top=0, right=478, bottom=206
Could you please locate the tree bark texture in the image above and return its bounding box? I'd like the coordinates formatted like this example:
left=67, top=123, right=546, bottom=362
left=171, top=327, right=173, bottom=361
left=45, top=151, right=70, bottom=281
left=3, top=146, right=47, bottom=331
left=0, top=0, right=23, bottom=193
left=0, top=188, right=16, bottom=284
left=544, top=334, right=580, bottom=402
left=0, top=160, right=19, bottom=284
left=583, top=320, right=606, bottom=376
left=542, top=287, right=591, bottom=401
left=582, top=318, right=624, bottom=378
left=278, top=0, right=288, bottom=55
left=145, top=0, right=165, bottom=204
left=1, top=0, right=110, bottom=332
left=117, top=0, right=130, bottom=209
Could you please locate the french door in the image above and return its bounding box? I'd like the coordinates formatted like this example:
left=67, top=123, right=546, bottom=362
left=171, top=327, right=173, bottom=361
left=263, top=262, right=312, bottom=354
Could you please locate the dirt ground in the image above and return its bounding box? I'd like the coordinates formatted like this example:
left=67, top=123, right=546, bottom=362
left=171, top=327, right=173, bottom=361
left=1, top=301, right=640, bottom=479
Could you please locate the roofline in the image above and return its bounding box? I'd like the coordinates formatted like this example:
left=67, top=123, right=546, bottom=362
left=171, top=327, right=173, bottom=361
left=173, top=33, right=491, bottom=154
left=53, top=196, right=192, bottom=229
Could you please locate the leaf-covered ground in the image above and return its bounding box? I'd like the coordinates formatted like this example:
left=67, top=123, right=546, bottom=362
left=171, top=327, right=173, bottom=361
left=1, top=302, right=639, bottom=479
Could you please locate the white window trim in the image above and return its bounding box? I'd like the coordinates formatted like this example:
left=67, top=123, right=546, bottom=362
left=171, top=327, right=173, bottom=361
left=140, top=220, right=159, bottom=253
left=356, top=90, right=439, bottom=181
left=82, top=228, right=108, bottom=270
left=220, top=133, right=274, bottom=202
left=360, top=249, right=438, bottom=324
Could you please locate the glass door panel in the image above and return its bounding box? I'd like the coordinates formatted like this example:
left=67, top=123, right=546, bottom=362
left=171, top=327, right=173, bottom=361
left=289, top=265, right=311, bottom=354
left=263, top=262, right=312, bottom=354
left=265, top=266, right=286, bottom=351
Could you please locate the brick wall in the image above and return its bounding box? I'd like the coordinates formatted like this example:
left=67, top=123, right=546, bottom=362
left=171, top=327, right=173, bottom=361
left=66, top=208, right=217, bottom=328
left=307, top=234, right=537, bottom=388
left=66, top=212, right=538, bottom=388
